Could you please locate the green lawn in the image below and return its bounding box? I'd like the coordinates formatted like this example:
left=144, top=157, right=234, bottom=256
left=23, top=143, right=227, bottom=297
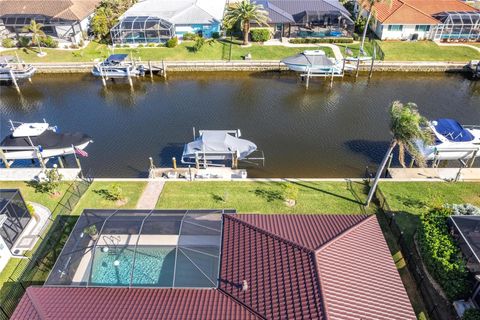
left=156, top=180, right=372, bottom=214
left=1, top=40, right=332, bottom=63
left=378, top=41, right=479, bottom=61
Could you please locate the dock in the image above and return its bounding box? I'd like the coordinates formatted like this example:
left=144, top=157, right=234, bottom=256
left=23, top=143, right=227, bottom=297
left=388, top=168, right=480, bottom=181
left=149, top=167, right=247, bottom=180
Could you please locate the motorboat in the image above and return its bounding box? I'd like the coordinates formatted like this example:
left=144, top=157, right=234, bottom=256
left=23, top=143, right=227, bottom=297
left=0, top=120, right=92, bottom=163
left=465, top=60, right=480, bottom=79
left=416, top=118, right=480, bottom=161
left=92, top=54, right=145, bottom=78
left=181, top=129, right=263, bottom=167
left=0, top=55, right=36, bottom=82
left=282, top=50, right=343, bottom=74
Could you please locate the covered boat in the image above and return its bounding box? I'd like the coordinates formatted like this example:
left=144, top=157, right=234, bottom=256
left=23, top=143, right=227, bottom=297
left=182, top=130, right=259, bottom=167
left=0, top=121, right=92, bottom=162
left=0, top=56, right=36, bottom=82
left=416, top=118, right=480, bottom=161
left=282, top=50, right=342, bottom=74
left=92, top=54, right=145, bottom=78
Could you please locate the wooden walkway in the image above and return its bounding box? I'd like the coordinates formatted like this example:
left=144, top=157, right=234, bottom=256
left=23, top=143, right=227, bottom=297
left=388, top=168, right=480, bottom=181
left=136, top=180, right=165, bottom=209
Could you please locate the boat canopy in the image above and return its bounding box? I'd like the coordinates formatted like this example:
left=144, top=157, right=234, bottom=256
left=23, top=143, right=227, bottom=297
left=434, top=118, right=474, bottom=142
left=1, top=130, right=91, bottom=149
left=182, top=131, right=257, bottom=160
left=106, top=54, right=129, bottom=63
left=282, top=50, right=334, bottom=68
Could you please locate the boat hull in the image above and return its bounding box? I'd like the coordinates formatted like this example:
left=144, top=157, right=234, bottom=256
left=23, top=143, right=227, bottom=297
left=2, top=140, right=91, bottom=161
left=0, top=67, right=36, bottom=81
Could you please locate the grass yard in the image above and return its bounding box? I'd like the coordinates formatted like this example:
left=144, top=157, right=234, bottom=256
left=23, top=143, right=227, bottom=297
left=156, top=180, right=373, bottom=214
left=1, top=40, right=332, bottom=63
left=378, top=41, right=479, bottom=61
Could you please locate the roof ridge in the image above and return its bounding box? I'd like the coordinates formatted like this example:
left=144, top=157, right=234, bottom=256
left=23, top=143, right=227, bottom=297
left=264, top=1, right=294, bottom=22
left=376, top=0, right=405, bottom=24
left=401, top=0, right=439, bottom=21
left=217, top=288, right=266, bottom=320
left=25, top=287, right=48, bottom=320
left=225, top=215, right=314, bottom=253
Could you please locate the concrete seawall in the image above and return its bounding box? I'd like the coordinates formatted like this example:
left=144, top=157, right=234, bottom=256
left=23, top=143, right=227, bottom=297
left=31, top=60, right=469, bottom=74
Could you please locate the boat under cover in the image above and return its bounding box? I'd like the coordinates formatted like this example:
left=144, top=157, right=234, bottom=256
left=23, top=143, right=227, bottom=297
left=0, top=55, right=36, bottom=81
left=416, top=118, right=480, bottom=161
left=92, top=54, right=144, bottom=78
left=182, top=130, right=257, bottom=163
left=282, top=50, right=342, bottom=73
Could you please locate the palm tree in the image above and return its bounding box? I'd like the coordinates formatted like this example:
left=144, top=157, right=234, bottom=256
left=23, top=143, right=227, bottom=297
left=357, top=0, right=391, bottom=54
left=22, top=20, right=46, bottom=55
left=365, top=101, right=433, bottom=206
left=223, top=0, right=269, bottom=45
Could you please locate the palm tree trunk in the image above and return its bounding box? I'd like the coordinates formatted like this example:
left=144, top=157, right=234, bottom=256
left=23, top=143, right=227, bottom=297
left=36, top=34, right=43, bottom=54
left=360, top=10, right=372, bottom=53
left=365, top=140, right=397, bottom=206
left=243, top=22, right=250, bottom=45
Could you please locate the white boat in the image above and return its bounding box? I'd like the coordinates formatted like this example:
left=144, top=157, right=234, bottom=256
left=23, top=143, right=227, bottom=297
left=416, top=119, right=480, bottom=161
left=466, top=60, right=480, bottom=79
left=0, top=120, right=92, bottom=162
left=92, top=54, right=145, bottom=78
left=0, top=56, right=36, bottom=82
left=282, top=50, right=343, bottom=74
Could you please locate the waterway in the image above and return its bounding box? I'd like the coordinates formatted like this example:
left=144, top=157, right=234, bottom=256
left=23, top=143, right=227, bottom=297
left=1, top=72, right=479, bottom=178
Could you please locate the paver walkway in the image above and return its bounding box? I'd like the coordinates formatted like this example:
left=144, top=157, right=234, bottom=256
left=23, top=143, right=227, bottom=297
left=136, top=180, right=165, bottom=209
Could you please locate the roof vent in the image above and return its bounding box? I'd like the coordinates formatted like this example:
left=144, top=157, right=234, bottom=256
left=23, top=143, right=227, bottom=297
left=242, top=280, right=248, bottom=291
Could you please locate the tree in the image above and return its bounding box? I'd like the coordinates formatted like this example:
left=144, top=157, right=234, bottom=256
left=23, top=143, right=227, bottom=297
left=22, top=20, right=46, bottom=55
left=91, top=7, right=113, bottom=40
left=365, top=101, right=432, bottom=206
left=357, top=0, right=391, bottom=54
left=223, top=0, right=269, bottom=45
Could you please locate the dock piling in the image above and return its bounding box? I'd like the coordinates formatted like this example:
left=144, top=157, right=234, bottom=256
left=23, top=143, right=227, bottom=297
left=127, top=67, right=133, bottom=87
left=9, top=69, right=20, bottom=92
left=162, top=60, right=167, bottom=79
left=148, top=61, right=153, bottom=79
left=0, top=148, right=10, bottom=168
left=355, top=58, right=360, bottom=78
left=330, top=68, right=334, bottom=88
left=172, top=157, right=177, bottom=169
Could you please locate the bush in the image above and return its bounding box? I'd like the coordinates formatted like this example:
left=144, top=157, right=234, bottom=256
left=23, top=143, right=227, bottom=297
left=166, top=36, right=178, bottom=48
left=182, top=32, right=196, bottom=40
left=94, top=184, right=124, bottom=201
left=352, top=33, right=360, bottom=41
left=2, top=38, right=15, bottom=48
left=282, top=183, right=299, bottom=201
left=26, top=203, right=35, bottom=216
left=40, top=36, right=58, bottom=48
left=450, top=204, right=480, bottom=216
left=17, top=36, right=30, bottom=48
left=463, top=309, right=480, bottom=320
left=289, top=37, right=353, bottom=44
left=251, top=28, right=271, bottom=42
left=137, top=44, right=144, bottom=48
left=192, top=36, right=205, bottom=52
left=122, top=44, right=130, bottom=48
left=418, top=207, right=471, bottom=300
left=147, top=43, right=156, bottom=47
left=355, top=17, right=367, bottom=34
left=211, top=31, right=220, bottom=39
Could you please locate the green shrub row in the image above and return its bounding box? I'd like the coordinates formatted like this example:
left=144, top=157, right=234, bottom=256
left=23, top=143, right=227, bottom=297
left=166, top=36, right=178, bottom=48
left=289, top=37, right=353, bottom=44
left=418, top=207, right=471, bottom=300
left=251, top=29, right=271, bottom=42
left=182, top=32, right=197, bottom=41
left=1, top=38, right=15, bottom=48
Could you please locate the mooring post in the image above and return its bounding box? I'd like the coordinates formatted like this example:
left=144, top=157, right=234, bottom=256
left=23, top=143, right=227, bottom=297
left=9, top=69, right=20, bottom=93
left=330, top=68, right=334, bottom=88
left=57, top=156, right=64, bottom=168
left=355, top=58, right=360, bottom=78
left=162, top=60, right=167, bottom=79
left=369, top=46, right=376, bottom=79
left=127, top=67, right=133, bottom=87
left=342, top=59, right=346, bottom=76
left=148, top=61, right=153, bottom=79
left=0, top=148, right=10, bottom=168
left=172, top=157, right=177, bottom=170
left=305, top=68, right=310, bottom=89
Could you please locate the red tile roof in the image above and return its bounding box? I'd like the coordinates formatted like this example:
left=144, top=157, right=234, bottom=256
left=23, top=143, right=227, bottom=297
left=12, top=287, right=260, bottom=320
left=12, top=214, right=416, bottom=320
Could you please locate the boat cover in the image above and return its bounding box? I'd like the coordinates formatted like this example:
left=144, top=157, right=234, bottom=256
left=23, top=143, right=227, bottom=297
left=1, top=130, right=91, bottom=149
left=106, top=54, right=128, bottom=63
left=282, top=52, right=334, bottom=67
left=182, top=131, right=257, bottom=159
left=434, top=118, right=474, bottom=142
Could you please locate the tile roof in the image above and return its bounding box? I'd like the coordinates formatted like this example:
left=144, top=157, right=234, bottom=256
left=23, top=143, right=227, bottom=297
left=12, top=287, right=259, bottom=320
left=0, top=0, right=101, bottom=21
left=363, top=0, right=478, bottom=24
left=12, top=213, right=416, bottom=320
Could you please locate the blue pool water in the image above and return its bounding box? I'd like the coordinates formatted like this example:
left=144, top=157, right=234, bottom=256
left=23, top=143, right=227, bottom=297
left=91, top=246, right=176, bottom=287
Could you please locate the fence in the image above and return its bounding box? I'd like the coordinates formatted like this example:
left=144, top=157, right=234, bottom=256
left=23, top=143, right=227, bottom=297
left=0, top=175, right=92, bottom=319
left=369, top=38, right=385, bottom=61
left=375, top=188, right=455, bottom=320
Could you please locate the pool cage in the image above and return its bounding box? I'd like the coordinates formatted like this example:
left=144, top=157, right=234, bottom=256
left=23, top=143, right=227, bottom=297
left=0, top=189, right=31, bottom=251
left=46, top=209, right=232, bottom=288
left=291, top=10, right=355, bottom=38
left=432, top=11, right=480, bottom=42
left=110, top=16, right=175, bottom=44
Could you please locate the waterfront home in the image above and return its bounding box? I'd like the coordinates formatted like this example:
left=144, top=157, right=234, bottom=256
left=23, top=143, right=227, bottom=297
left=356, top=0, right=480, bottom=41
left=252, top=0, right=354, bottom=39
left=0, top=0, right=100, bottom=44
left=12, top=210, right=415, bottom=319
left=110, top=0, right=226, bottom=44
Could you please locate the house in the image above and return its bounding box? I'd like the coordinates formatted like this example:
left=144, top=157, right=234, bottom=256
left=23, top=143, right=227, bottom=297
left=0, top=0, right=101, bottom=44
left=252, top=0, right=354, bottom=39
left=12, top=209, right=416, bottom=319
left=110, top=0, right=226, bottom=44
left=356, top=0, right=480, bottom=41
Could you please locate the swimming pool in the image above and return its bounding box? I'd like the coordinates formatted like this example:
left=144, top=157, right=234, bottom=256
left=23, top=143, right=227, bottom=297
left=90, top=246, right=176, bottom=287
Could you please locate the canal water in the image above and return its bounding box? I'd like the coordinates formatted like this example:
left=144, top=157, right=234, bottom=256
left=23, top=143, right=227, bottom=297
left=1, top=72, right=479, bottom=178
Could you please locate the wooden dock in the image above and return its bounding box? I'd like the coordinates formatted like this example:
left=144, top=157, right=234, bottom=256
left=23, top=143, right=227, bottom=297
left=388, top=168, right=480, bottom=181
left=149, top=167, right=247, bottom=180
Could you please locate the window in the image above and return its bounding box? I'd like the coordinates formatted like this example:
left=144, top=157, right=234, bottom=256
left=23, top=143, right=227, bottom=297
left=415, top=25, right=430, bottom=32
left=387, top=25, right=403, bottom=31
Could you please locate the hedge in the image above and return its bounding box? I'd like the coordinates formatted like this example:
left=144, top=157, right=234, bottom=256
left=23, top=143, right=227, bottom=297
left=251, top=29, right=271, bottom=42
left=166, top=37, right=178, bottom=48
left=418, top=207, right=471, bottom=300
left=289, top=37, right=353, bottom=44
left=463, top=309, right=480, bottom=320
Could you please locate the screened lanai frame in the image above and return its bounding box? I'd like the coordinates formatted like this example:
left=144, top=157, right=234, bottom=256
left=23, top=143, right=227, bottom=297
left=45, top=209, right=234, bottom=288
left=0, top=189, right=31, bottom=251
left=110, top=16, right=175, bottom=44
left=432, top=11, right=480, bottom=42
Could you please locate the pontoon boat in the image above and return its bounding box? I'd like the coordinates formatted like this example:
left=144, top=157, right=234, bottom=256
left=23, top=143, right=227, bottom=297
left=92, top=54, right=145, bottom=78
left=0, top=56, right=36, bottom=82
left=282, top=50, right=343, bottom=74
left=416, top=118, right=480, bottom=161
left=0, top=120, right=92, bottom=162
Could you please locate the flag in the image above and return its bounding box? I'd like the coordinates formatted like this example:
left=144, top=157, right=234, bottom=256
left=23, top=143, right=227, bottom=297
left=345, top=47, right=353, bottom=56
left=74, top=146, right=88, bottom=157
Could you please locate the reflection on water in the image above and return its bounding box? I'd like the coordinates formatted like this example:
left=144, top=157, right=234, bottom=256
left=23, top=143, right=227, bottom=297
left=0, top=72, right=479, bottom=178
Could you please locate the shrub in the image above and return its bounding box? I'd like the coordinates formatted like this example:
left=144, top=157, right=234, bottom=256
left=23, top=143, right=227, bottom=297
left=95, top=184, right=124, bottom=201
left=40, top=36, right=59, bottom=48
left=2, top=38, right=15, bottom=48
left=166, top=36, right=178, bottom=48
left=192, top=36, right=205, bottom=52
left=147, top=43, right=156, bottom=47
left=122, top=44, right=130, bottom=48
left=418, top=207, right=471, bottom=300
left=251, top=28, right=271, bottom=42
left=352, top=33, right=360, bottom=41
left=211, top=31, right=220, bottom=39
left=282, top=183, right=299, bottom=201
left=78, top=39, right=85, bottom=47
left=463, top=309, right=480, bottom=320
left=450, top=204, right=480, bottom=216
left=26, top=203, right=35, bottom=216
left=355, top=17, right=367, bottom=34
left=138, top=44, right=144, bottom=48
left=289, top=37, right=353, bottom=44
left=17, top=36, right=30, bottom=48
left=69, top=43, right=79, bottom=49
left=182, top=32, right=196, bottom=40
